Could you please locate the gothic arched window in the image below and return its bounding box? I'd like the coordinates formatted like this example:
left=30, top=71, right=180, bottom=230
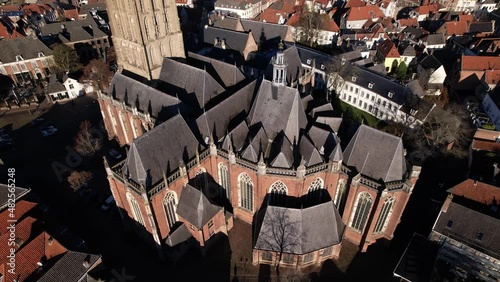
left=218, top=163, right=230, bottom=202
left=334, top=180, right=346, bottom=209
left=307, top=178, right=324, bottom=203
left=163, top=191, right=178, bottom=229
left=127, top=192, right=145, bottom=227
left=373, top=197, right=395, bottom=234
left=269, top=181, right=288, bottom=206
left=349, top=192, right=373, bottom=232
left=238, top=173, right=253, bottom=211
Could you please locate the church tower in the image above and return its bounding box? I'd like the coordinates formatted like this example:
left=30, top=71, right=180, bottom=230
left=107, top=0, right=185, bottom=80
left=272, top=41, right=287, bottom=86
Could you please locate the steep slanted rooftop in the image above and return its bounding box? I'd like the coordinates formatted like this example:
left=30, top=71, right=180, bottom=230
left=343, top=125, right=406, bottom=182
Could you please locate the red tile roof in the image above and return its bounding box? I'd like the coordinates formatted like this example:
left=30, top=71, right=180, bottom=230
left=345, top=0, right=366, bottom=8
left=442, top=21, right=468, bottom=36
left=64, top=8, right=80, bottom=20
left=255, top=9, right=287, bottom=24
left=459, top=14, right=473, bottom=23
left=450, top=179, right=500, bottom=205
left=347, top=6, right=384, bottom=21
left=285, top=12, right=300, bottom=26
left=461, top=55, right=500, bottom=71
left=0, top=200, right=37, bottom=236
left=474, top=128, right=500, bottom=141
left=484, top=70, right=500, bottom=85
left=4, top=232, right=46, bottom=282
left=398, top=18, right=418, bottom=28
left=0, top=216, right=37, bottom=263
left=471, top=139, right=500, bottom=153
left=0, top=5, right=20, bottom=12
left=377, top=39, right=400, bottom=58
left=319, top=14, right=339, bottom=32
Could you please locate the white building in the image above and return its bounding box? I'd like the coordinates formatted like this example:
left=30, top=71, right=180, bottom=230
left=334, top=66, right=434, bottom=126
left=215, top=0, right=270, bottom=19
left=47, top=75, right=86, bottom=103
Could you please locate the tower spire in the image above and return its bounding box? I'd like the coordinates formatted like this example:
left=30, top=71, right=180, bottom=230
left=272, top=40, right=288, bottom=86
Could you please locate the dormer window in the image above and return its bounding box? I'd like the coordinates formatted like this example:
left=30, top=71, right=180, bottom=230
left=368, top=82, right=374, bottom=89
left=476, top=232, right=484, bottom=241
left=341, top=58, right=346, bottom=65
left=15, top=55, right=23, bottom=61
left=352, top=76, right=357, bottom=82
left=38, top=52, right=45, bottom=57
left=410, top=109, right=417, bottom=116
left=320, top=64, right=325, bottom=70
left=306, top=59, right=312, bottom=64
left=388, top=91, right=394, bottom=98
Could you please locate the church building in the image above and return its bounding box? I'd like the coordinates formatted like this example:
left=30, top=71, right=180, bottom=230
left=99, top=43, right=421, bottom=268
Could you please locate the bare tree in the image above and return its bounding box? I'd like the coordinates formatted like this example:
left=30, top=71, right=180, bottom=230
left=256, top=207, right=301, bottom=280
left=80, top=59, right=113, bottom=91
left=52, top=43, right=82, bottom=74
left=74, top=120, right=102, bottom=157
left=295, top=7, right=321, bottom=47
left=279, top=269, right=311, bottom=282
left=407, top=103, right=474, bottom=159
left=67, top=170, right=93, bottom=191
left=325, top=57, right=361, bottom=101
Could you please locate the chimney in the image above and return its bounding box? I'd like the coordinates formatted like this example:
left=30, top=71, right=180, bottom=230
left=474, top=180, right=477, bottom=186
left=214, top=37, right=219, bottom=45
left=60, top=24, right=66, bottom=32
left=82, top=255, right=91, bottom=268
left=48, top=236, right=53, bottom=246
left=221, top=39, right=226, bottom=49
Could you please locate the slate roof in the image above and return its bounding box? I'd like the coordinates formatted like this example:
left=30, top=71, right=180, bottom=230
left=299, top=136, right=324, bottom=166
left=423, top=33, right=445, bottom=45
left=315, top=116, right=342, bottom=133
left=221, top=120, right=249, bottom=152
left=165, top=223, right=192, bottom=247
left=203, top=26, right=254, bottom=55
left=469, top=22, right=494, bottom=33
left=37, top=251, right=101, bottom=282
left=40, top=15, right=107, bottom=42
left=107, top=73, right=182, bottom=119
left=212, top=16, right=243, bottom=31
left=343, top=66, right=407, bottom=105
left=433, top=202, right=500, bottom=258
left=419, top=54, right=442, bottom=69
left=286, top=42, right=333, bottom=72
left=247, top=80, right=307, bottom=141
left=240, top=19, right=292, bottom=45
left=47, top=75, right=66, bottom=94
left=254, top=202, right=345, bottom=254
left=196, top=79, right=257, bottom=141
left=0, top=184, right=29, bottom=211
left=393, top=234, right=439, bottom=282
left=343, top=125, right=407, bottom=182
left=159, top=58, right=225, bottom=108
left=269, top=132, right=294, bottom=168
left=125, top=115, right=199, bottom=186
left=406, top=80, right=425, bottom=98
left=0, top=37, right=52, bottom=63
left=176, top=184, right=222, bottom=229
left=187, top=52, right=245, bottom=88
left=308, top=124, right=338, bottom=158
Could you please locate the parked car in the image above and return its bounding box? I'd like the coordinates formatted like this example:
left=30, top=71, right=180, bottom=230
left=101, top=195, right=116, bottom=211
left=108, top=149, right=123, bottom=160
left=40, top=126, right=58, bottom=137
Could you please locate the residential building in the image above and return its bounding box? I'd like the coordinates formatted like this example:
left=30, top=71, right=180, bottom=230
left=214, top=0, right=270, bottom=19
left=376, top=39, right=401, bottom=73
left=437, top=20, right=469, bottom=39
left=428, top=179, right=500, bottom=282
left=40, top=16, right=110, bottom=63
left=286, top=13, right=339, bottom=46
left=343, top=6, right=384, bottom=29
left=335, top=66, right=435, bottom=125
left=106, top=0, right=185, bottom=80
left=483, top=90, right=500, bottom=129
left=0, top=37, right=54, bottom=86
left=457, top=55, right=500, bottom=90
left=203, top=26, right=259, bottom=60
left=47, top=74, right=87, bottom=103
left=417, top=54, right=447, bottom=95
left=101, top=47, right=421, bottom=263
left=408, top=4, right=440, bottom=21
left=421, top=33, right=446, bottom=51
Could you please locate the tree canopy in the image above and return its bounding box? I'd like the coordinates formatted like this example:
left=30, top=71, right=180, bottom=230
left=52, top=43, right=83, bottom=74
